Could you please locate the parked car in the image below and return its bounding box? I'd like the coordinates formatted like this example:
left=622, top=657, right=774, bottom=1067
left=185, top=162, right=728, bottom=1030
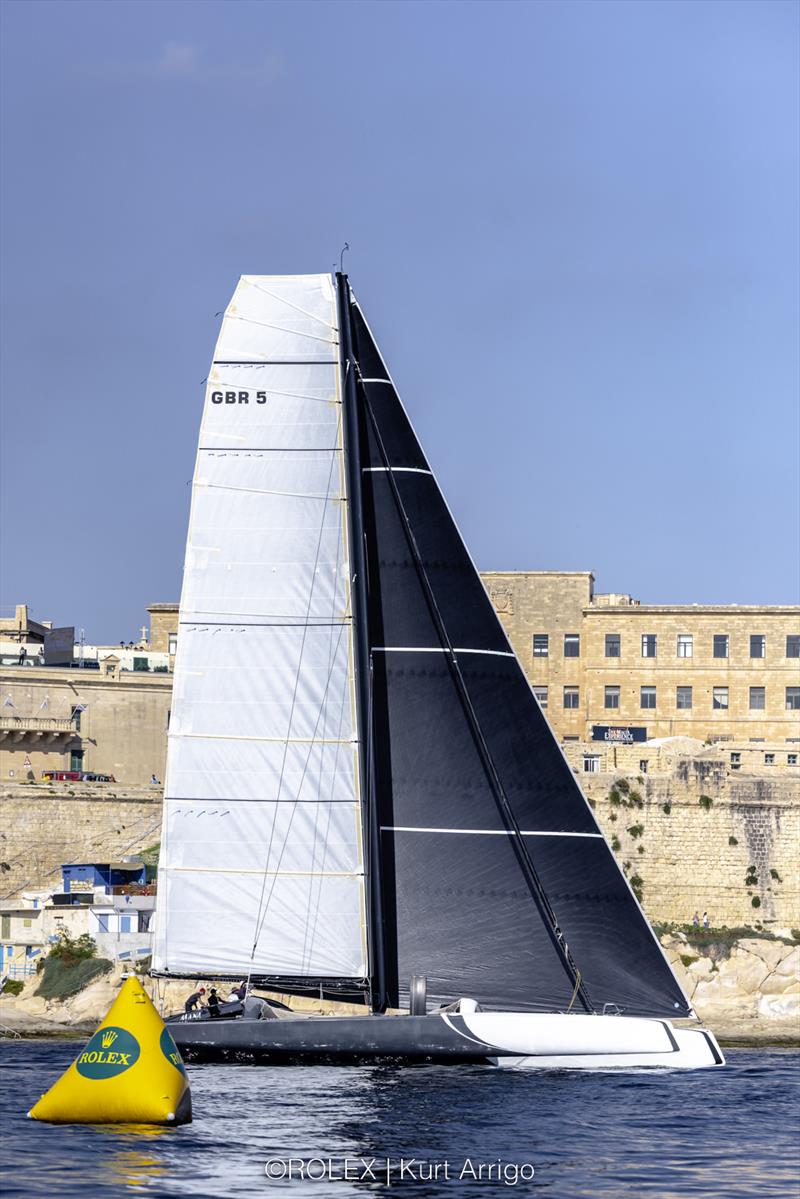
left=80, top=771, right=116, bottom=783
left=41, top=770, right=82, bottom=782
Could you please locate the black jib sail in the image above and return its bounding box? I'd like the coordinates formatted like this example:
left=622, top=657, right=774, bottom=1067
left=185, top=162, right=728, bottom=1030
left=340, top=279, right=691, bottom=1020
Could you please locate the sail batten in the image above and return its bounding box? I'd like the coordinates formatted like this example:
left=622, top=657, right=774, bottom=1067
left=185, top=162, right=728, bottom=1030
left=382, top=827, right=605, bottom=839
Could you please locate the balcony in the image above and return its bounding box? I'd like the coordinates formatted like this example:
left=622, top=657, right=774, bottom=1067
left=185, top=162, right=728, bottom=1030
left=0, top=716, right=77, bottom=743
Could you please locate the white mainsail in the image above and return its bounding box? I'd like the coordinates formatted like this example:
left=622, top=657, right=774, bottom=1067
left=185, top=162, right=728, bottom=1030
left=152, top=274, right=367, bottom=980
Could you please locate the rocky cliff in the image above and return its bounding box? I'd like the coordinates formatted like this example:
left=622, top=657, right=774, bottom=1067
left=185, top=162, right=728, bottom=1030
left=2, top=933, right=797, bottom=1046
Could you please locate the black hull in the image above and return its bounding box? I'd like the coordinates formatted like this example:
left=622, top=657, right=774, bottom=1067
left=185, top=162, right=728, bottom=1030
left=165, top=1010, right=724, bottom=1070
left=168, top=1013, right=494, bottom=1066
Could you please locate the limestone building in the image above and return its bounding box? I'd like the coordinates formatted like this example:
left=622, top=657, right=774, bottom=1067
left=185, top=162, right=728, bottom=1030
left=483, top=572, right=800, bottom=749
left=3, top=576, right=797, bottom=787
left=0, top=662, right=172, bottom=786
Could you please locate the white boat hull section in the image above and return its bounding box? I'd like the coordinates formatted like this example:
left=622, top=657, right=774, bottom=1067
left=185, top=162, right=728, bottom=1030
left=455, top=1012, right=724, bottom=1070
left=169, top=1004, right=724, bottom=1071
left=489, top=1029, right=724, bottom=1070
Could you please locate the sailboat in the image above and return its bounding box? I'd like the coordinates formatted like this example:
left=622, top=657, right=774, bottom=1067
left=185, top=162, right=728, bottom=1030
left=152, top=273, right=723, bottom=1070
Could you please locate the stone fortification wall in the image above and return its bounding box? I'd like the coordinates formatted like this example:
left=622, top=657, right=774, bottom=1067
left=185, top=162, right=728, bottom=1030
left=2, top=767, right=798, bottom=931
left=582, top=763, right=799, bottom=928
left=0, top=784, right=162, bottom=897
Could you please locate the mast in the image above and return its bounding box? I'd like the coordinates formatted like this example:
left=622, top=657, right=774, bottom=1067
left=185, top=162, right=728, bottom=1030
left=336, top=272, right=388, bottom=1013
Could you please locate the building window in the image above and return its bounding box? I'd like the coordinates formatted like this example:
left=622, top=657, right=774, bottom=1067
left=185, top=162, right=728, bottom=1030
left=750, top=634, right=766, bottom=658
left=563, top=735, right=579, bottom=742
left=641, top=634, right=657, bottom=658
left=533, top=634, right=549, bottom=657
left=70, top=706, right=82, bottom=731
left=789, top=754, right=798, bottom=766
left=676, top=686, right=693, bottom=710
left=168, top=633, right=178, bottom=655
left=713, top=687, right=729, bottom=710
left=713, top=634, right=729, bottom=659
left=563, top=686, right=580, bottom=709
left=730, top=752, right=741, bottom=769
left=533, top=686, right=548, bottom=709
left=764, top=753, right=775, bottom=765
left=677, top=634, right=693, bottom=658
left=605, top=634, right=621, bottom=658
left=97, top=915, right=109, bottom=934
left=787, top=635, right=800, bottom=658
left=786, top=687, right=800, bottom=711
left=639, top=759, right=648, bottom=774
left=564, top=634, right=580, bottom=658
left=583, top=755, right=601, bottom=773
left=604, top=685, right=620, bottom=710
left=749, top=687, right=765, bottom=711
left=640, top=686, right=656, bottom=710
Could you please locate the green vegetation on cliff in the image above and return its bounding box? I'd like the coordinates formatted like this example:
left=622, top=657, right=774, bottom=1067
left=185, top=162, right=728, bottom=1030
left=35, top=931, right=113, bottom=1001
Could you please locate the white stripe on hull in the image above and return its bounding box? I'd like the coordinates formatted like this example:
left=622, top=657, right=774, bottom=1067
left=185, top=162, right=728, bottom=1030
left=457, top=1012, right=724, bottom=1070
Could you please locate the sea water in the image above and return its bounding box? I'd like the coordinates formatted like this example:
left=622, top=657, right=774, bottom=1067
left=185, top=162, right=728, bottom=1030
left=1, top=1040, right=797, bottom=1198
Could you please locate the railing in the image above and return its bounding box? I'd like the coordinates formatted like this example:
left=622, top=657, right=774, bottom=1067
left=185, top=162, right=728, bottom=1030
left=0, top=716, right=75, bottom=733
left=110, top=884, right=155, bottom=896
left=4, top=962, right=38, bottom=979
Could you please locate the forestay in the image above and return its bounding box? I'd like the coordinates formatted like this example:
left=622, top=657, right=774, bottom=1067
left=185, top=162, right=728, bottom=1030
left=152, top=275, right=367, bottom=983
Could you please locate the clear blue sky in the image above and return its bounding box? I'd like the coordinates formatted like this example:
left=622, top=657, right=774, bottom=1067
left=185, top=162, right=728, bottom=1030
left=1, top=0, right=797, bottom=643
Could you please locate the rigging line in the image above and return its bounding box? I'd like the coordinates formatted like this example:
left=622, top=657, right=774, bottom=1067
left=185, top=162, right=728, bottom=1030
left=566, top=970, right=583, bottom=1014
left=251, top=621, right=351, bottom=949
left=196, top=482, right=344, bottom=501
left=359, top=372, right=593, bottom=1016
left=252, top=400, right=361, bottom=964
left=300, top=451, right=358, bottom=973
left=225, top=313, right=338, bottom=345
left=242, top=278, right=338, bottom=330
left=299, top=730, right=344, bottom=973
left=248, top=407, right=345, bottom=961
left=300, top=504, right=348, bottom=974
left=300, top=466, right=346, bottom=969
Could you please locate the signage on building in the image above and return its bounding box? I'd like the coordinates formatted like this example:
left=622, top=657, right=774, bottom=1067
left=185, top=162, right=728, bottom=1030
left=591, top=725, right=647, bottom=744
left=44, top=626, right=76, bottom=665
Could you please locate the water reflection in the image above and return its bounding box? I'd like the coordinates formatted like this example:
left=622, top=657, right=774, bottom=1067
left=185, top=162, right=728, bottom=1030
left=95, top=1125, right=171, bottom=1191
left=2, top=1046, right=798, bottom=1199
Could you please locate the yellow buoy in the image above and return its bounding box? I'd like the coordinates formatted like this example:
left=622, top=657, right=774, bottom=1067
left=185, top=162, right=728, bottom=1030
left=29, top=976, right=192, bottom=1125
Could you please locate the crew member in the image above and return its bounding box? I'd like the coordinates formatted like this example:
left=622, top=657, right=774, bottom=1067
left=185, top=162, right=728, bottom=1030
left=184, top=986, right=206, bottom=1012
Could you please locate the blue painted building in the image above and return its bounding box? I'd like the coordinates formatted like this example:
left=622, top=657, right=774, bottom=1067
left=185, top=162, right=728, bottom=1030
left=60, top=860, right=147, bottom=896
